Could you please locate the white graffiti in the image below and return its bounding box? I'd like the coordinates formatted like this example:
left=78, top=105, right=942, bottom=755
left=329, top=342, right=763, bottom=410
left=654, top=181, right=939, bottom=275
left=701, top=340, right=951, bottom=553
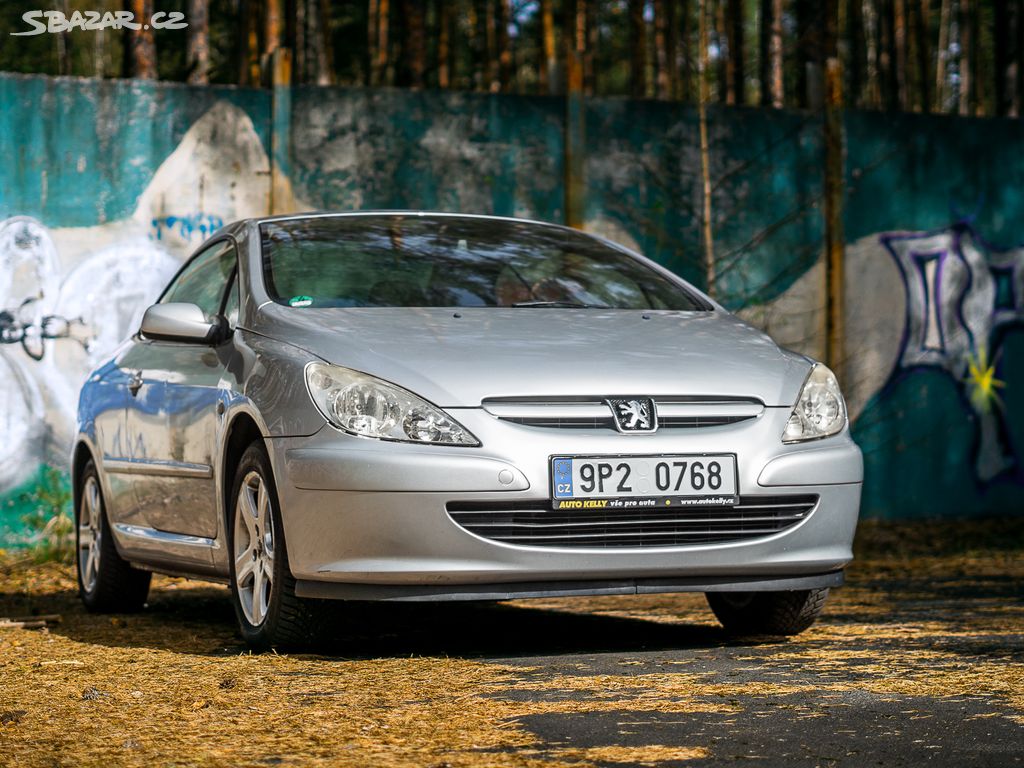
left=57, top=241, right=181, bottom=367
left=0, top=216, right=180, bottom=492
left=0, top=100, right=282, bottom=498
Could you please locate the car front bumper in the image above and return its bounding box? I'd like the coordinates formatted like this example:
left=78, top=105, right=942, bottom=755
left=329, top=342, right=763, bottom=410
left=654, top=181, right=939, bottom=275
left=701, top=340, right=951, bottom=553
left=268, top=407, right=863, bottom=599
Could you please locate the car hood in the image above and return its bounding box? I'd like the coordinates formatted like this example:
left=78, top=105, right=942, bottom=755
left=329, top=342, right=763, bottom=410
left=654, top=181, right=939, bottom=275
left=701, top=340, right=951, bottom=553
left=253, top=305, right=809, bottom=407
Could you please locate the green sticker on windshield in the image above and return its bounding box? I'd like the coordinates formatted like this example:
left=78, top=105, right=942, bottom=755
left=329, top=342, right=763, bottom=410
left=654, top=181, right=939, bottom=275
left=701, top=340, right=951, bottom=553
left=288, top=295, right=313, bottom=307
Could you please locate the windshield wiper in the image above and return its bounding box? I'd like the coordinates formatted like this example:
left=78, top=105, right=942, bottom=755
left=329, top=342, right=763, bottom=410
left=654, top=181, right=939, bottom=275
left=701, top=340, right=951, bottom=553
left=510, top=300, right=605, bottom=308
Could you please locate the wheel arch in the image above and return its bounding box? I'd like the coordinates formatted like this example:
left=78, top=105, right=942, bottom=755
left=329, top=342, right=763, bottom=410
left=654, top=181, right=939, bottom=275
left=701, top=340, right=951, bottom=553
left=70, top=440, right=96, bottom=521
left=221, top=412, right=266, bottom=533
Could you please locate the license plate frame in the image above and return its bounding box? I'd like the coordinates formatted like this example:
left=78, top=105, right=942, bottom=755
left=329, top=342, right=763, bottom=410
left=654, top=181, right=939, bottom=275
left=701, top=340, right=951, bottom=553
left=550, top=453, right=739, bottom=511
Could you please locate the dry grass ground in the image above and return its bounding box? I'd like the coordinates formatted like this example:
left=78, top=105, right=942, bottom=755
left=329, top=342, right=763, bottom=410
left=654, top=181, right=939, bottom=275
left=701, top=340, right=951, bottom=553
left=1, top=519, right=1022, bottom=767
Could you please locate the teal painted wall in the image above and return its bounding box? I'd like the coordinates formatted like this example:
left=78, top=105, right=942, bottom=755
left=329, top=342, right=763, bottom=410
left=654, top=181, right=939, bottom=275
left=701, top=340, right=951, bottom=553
left=0, top=73, right=271, bottom=227
left=288, top=87, right=565, bottom=222
left=843, top=111, right=1024, bottom=519
left=0, top=72, right=1022, bottom=546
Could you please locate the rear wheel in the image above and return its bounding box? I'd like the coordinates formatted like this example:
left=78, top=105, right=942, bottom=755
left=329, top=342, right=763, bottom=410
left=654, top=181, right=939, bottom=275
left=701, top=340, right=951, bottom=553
left=229, top=442, right=325, bottom=649
left=705, top=588, right=830, bottom=636
left=76, top=460, right=151, bottom=612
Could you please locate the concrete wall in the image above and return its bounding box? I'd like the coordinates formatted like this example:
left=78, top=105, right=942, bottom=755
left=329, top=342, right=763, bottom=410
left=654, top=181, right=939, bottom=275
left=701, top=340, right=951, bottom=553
left=0, top=72, right=1021, bottom=541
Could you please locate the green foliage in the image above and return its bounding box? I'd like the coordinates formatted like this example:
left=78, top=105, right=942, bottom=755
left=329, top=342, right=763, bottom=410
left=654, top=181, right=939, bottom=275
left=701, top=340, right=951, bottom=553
left=16, top=467, right=74, bottom=564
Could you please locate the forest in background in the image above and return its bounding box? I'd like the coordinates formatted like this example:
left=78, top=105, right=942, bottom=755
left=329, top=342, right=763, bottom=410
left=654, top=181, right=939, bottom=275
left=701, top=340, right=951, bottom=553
left=1, top=1, right=1023, bottom=117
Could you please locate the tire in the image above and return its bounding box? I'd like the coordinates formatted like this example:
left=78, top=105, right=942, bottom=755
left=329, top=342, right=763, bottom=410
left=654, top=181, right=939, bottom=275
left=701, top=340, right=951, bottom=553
left=228, top=442, right=325, bottom=649
left=705, top=588, right=830, bottom=636
left=76, top=460, right=151, bottom=612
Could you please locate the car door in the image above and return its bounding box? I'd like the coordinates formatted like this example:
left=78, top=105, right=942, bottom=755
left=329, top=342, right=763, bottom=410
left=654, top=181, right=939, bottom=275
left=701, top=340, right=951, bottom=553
left=119, top=238, right=239, bottom=542
left=80, top=359, right=137, bottom=524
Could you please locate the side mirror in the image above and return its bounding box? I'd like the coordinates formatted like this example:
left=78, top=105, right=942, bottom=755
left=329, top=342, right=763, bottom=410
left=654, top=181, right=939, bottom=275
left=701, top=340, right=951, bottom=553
left=139, top=303, right=219, bottom=344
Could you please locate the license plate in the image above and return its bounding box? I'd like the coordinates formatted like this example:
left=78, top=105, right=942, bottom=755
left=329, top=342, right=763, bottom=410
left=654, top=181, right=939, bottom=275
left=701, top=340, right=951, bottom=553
left=550, top=454, right=738, bottom=510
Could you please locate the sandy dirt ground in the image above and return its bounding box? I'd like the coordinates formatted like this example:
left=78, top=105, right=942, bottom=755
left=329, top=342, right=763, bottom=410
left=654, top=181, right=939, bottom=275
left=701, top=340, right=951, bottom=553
left=1, top=520, right=1022, bottom=767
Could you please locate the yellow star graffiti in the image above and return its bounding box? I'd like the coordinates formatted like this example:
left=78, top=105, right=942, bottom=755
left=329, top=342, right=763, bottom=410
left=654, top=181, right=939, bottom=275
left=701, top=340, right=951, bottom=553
left=965, top=347, right=1006, bottom=413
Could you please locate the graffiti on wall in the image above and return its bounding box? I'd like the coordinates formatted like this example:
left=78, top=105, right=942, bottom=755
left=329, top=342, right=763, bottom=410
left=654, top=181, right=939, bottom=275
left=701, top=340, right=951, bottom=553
left=0, top=100, right=278, bottom=505
left=881, top=223, right=1024, bottom=482
left=151, top=213, right=225, bottom=244
left=0, top=216, right=181, bottom=492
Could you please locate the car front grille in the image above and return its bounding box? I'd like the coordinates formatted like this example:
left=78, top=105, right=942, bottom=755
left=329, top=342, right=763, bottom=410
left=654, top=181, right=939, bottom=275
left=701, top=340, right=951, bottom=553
left=446, top=495, right=818, bottom=548
left=481, top=397, right=764, bottom=431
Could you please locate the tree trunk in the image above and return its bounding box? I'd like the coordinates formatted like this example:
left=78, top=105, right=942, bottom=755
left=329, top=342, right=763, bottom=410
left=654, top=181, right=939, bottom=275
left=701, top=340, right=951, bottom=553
left=879, top=0, right=898, bottom=109
left=466, top=0, right=481, bottom=89
left=1016, top=0, right=1024, bottom=115
left=94, top=24, right=106, bottom=77
left=655, top=0, right=668, bottom=98
left=498, top=0, right=513, bottom=90
left=665, top=0, right=678, bottom=99
left=994, top=0, right=1012, bottom=114
left=680, top=0, right=692, bottom=101
left=376, top=0, right=390, bottom=86
left=909, top=0, right=929, bottom=111
left=654, top=0, right=677, bottom=99
left=893, top=0, right=908, bottom=109
left=795, top=0, right=822, bottom=108
left=629, top=0, right=647, bottom=96
left=187, top=0, right=210, bottom=84
left=484, top=0, right=499, bottom=91
left=716, top=0, right=728, bottom=101
left=265, top=0, right=284, bottom=59
left=846, top=0, right=866, bottom=108
left=438, top=0, right=452, bottom=87
left=759, top=0, right=772, bottom=105
left=770, top=0, right=784, bottom=106
left=129, top=0, right=157, bottom=79
left=726, top=0, right=744, bottom=103
left=403, top=0, right=426, bottom=88
left=585, top=0, right=598, bottom=94
left=368, top=0, right=378, bottom=84
left=564, top=0, right=586, bottom=228
left=539, top=0, right=557, bottom=93
left=958, top=0, right=972, bottom=114
left=697, top=0, right=716, bottom=297
left=863, top=0, right=880, bottom=107
left=296, top=0, right=307, bottom=84
left=239, top=0, right=260, bottom=85
left=968, top=0, right=981, bottom=114
left=57, top=0, right=72, bottom=76
left=935, top=0, right=950, bottom=110
left=313, top=0, right=334, bottom=85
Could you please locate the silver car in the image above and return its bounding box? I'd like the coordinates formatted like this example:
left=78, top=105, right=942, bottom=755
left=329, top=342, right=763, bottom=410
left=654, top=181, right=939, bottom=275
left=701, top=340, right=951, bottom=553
left=72, top=212, right=862, bottom=647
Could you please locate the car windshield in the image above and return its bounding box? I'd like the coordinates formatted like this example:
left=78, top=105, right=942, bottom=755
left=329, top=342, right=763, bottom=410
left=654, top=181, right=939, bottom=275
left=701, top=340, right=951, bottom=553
left=260, top=215, right=707, bottom=311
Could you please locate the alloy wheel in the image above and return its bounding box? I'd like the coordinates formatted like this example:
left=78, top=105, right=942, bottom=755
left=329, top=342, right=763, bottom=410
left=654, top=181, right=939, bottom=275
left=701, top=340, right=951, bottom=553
left=234, top=470, right=276, bottom=626
left=78, top=476, right=103, bottom=593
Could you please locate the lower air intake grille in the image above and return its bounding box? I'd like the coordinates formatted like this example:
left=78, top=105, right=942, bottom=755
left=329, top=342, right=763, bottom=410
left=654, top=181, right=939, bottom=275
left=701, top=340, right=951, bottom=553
left=447, top=495, right=817, bottom=548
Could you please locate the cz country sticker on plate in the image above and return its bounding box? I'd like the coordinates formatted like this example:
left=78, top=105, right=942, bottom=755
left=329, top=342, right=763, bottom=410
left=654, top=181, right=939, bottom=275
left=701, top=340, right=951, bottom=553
left=550, top=454, right=738, bottom=510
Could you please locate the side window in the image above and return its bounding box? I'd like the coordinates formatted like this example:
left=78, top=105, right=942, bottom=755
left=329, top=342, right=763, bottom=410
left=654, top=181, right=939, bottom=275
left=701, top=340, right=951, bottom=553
left=161, top=240, right=238, bottom=322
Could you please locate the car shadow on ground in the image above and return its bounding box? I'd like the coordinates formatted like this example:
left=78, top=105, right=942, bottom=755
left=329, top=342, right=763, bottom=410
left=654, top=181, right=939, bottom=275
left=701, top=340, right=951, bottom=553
left=0, top=573, right=780, bottom=659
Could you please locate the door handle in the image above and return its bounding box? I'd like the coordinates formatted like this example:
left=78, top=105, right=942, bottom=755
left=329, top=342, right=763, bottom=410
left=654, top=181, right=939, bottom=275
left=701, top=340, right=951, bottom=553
left=128, top=371, right=144, bottom=397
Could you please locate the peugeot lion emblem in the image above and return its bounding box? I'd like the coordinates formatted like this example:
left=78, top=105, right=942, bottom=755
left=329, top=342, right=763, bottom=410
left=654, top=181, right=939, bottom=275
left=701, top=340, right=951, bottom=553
left=607, top=397, right=658, bottom=434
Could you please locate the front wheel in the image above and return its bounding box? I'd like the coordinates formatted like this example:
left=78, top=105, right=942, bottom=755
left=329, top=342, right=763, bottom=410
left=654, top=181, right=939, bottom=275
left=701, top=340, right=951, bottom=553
left=229, top=442, right=325, bottom=649
left=705, top=588, right=830, bottom=636
left=77, top=460, right=151, bottom=612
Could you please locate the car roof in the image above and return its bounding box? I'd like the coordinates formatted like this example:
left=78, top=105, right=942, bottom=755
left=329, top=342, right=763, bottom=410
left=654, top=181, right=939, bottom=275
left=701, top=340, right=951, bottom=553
left=251, top=210, right=581, bottom=233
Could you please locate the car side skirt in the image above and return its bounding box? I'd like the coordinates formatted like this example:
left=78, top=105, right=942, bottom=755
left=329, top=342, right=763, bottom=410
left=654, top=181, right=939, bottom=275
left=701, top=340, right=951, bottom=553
left=294, top=570, right=844, bottom=602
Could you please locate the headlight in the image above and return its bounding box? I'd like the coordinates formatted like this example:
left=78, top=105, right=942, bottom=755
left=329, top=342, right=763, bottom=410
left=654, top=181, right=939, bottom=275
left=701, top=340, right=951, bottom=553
left=782, top=363, right=847, bottom=443
left=305, top=363, right=480, bottom=446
